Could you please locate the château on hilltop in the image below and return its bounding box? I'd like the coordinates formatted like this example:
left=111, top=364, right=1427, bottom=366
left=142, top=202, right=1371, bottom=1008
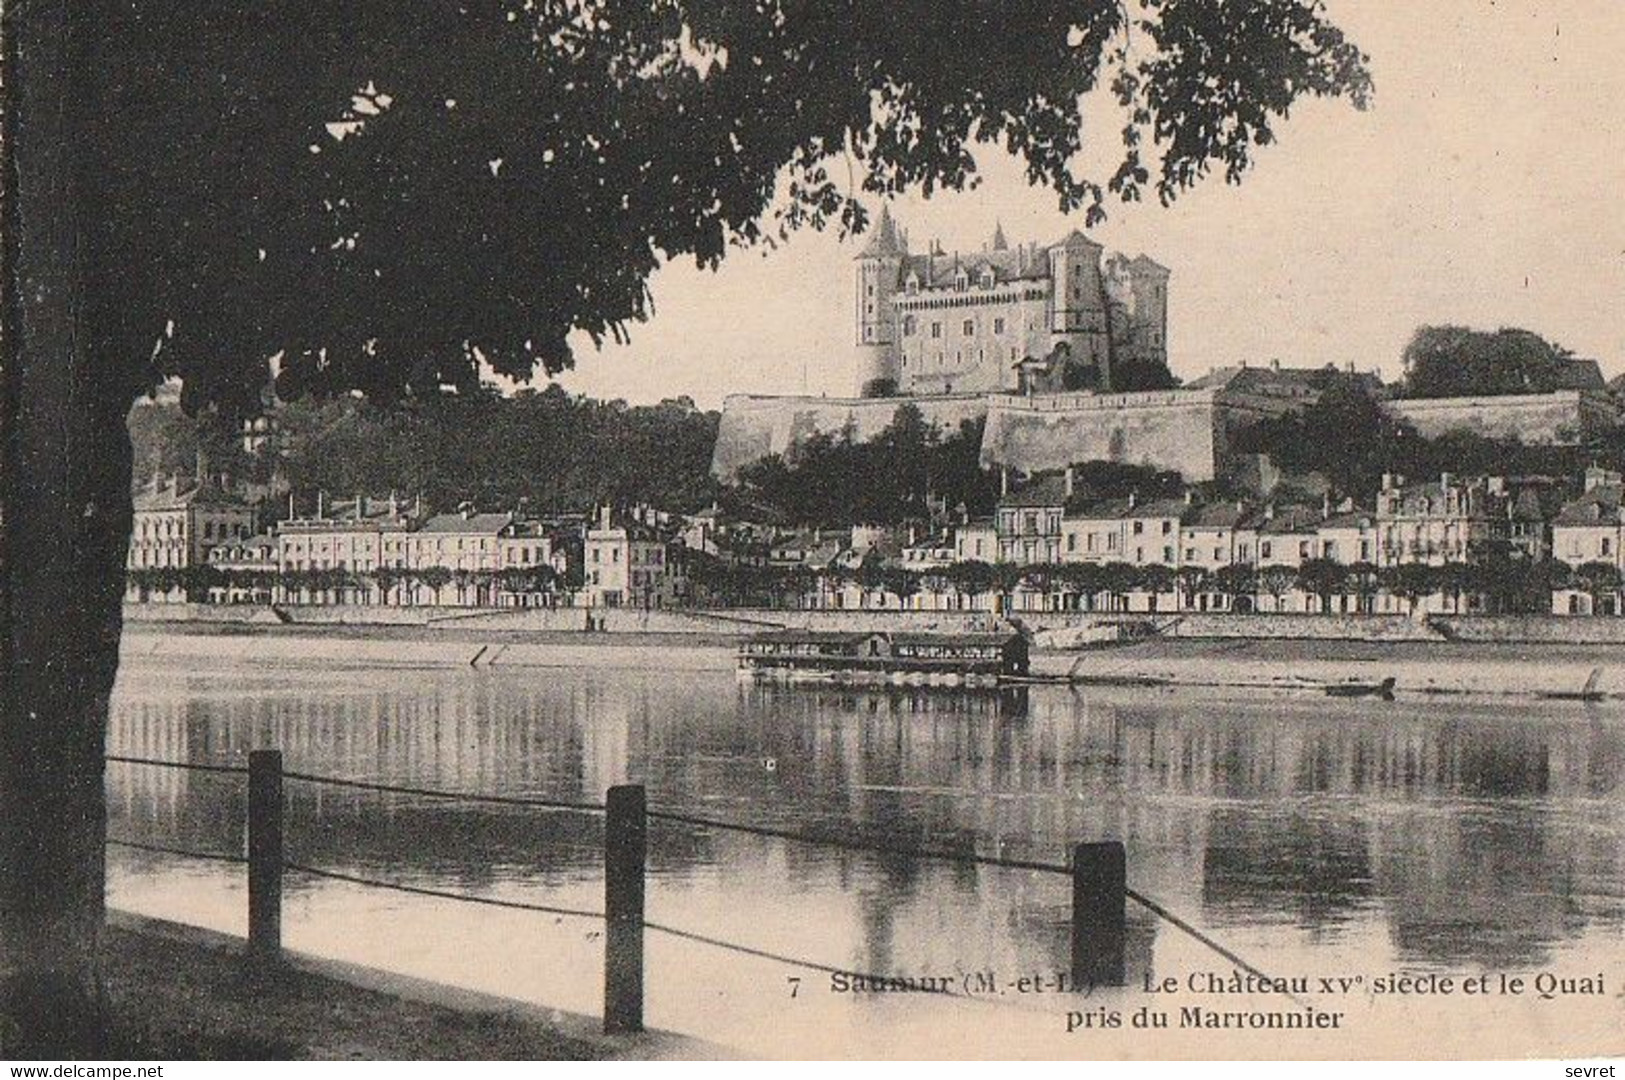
left=854, top=207, right=1172, bottom=398
left=710, top=210, right=1617, bottom=488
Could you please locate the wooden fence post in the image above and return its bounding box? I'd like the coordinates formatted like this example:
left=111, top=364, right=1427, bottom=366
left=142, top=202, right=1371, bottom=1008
left=604, top=784, right=646, bottom=1034
left=248, top=749, right=284, bottom=962
left=1071, top=840, right=1125, bottom=989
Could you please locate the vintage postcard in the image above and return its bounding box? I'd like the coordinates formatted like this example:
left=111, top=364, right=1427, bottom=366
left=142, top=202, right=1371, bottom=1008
left=0, top=0, right=1622, bottom=1065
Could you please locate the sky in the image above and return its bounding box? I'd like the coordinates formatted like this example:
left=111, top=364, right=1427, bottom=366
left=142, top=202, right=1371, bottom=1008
left=550, top=1, right=1625, bottom=409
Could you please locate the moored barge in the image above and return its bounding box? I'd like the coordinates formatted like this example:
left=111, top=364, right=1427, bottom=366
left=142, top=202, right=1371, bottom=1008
left=737, top=629, right=1029, bottom=687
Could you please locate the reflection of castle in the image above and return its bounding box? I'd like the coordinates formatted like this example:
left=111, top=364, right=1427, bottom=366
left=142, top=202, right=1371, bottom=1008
left=855, top=208, right=1171, bottom=397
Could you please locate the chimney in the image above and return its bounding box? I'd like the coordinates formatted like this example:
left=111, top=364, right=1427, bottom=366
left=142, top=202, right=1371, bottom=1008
left=415, top=492, right=423, bottom=518
left=1128, top=491, right=1137, bottom=510
left=1322, top=493, right=1331, bottom=519
left=1064, top=466, right=1075, bottom=499
left=1000, top=466, right=1010, bottom=497
left=389, top=491, right=399, bottom=517
left=1381, top=472, right=1395, bottom=492
left=316, top=491, right=325, bottom=519
left=355, top=494, right=364, bottom=520
left=1184, top=489, right=1195, bottom=506
left=1439, top=471, right=1453, bottom=491
left=194, top=449, right=206, bottom=485
left=1264, top=503, right=1276, bottom=521
left=287, top=491, right=296, bottom=519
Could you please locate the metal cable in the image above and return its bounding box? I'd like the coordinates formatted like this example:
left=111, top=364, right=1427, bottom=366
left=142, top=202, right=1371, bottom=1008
left=283, top=861, right=605, bottom=922
left=107, top=836, right=245, bottom=865
left=102, top=758, right=1281, bottom=993
left=646, top=808, right=1071, bottom=876
left=281, top=771, right=605, bottom=814
left=106, top=754, right=249, bottom=776
left=1124, top=886, right=1293, bottom=998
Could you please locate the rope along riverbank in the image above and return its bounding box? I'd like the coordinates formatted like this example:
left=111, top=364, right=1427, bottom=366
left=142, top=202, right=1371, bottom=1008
left=108, top=755, right=1291, bottom=1009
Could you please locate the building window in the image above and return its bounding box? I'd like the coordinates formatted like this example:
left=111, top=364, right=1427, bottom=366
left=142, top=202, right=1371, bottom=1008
left=1133, top=521, right=1144, bottom=536
left=1161, top=521, right=1172, bottom=535
left=994, top=317, right=1005, bottom=334
left=1261, top=542, right=1272, bottom=559
left=903, top=315, right=916, bottom=335
left=931, top=322, right=942, bottom=339
left=962, top=319, right=974, bottom=336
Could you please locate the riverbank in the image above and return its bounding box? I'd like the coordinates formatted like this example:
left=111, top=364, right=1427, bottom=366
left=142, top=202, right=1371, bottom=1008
left=1030, top=637, right=1625, bottom=700
left=88, top=910, right=710, bottom=1060
left=119, top=620, right=1625, bottom=700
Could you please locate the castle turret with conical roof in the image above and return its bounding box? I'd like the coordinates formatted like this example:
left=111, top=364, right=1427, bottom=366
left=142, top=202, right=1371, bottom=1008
left=854, top=205, right=906, bottom=396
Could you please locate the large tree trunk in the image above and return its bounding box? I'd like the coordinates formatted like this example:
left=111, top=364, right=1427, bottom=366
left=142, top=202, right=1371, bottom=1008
left=1, top=0, right=133, bottom=1056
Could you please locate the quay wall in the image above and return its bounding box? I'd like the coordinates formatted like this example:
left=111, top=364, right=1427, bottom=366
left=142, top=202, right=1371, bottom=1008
left=1432, top=615, right=1625, bottom=644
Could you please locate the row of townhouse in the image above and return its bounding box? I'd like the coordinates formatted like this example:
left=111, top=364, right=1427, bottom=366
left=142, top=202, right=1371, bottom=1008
left=132, top=483, right=690, bottom=609
left=922, top=466, right=1566, bottom=615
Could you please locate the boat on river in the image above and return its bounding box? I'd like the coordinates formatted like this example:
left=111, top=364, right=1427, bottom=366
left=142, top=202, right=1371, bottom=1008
left=737, top=629, right=1029, bottom=687
left=1323, top=676, right=1396, bottom=699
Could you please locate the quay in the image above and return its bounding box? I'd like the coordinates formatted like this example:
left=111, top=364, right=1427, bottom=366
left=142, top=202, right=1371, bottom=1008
left=119, top=619, right=1625, bottom=701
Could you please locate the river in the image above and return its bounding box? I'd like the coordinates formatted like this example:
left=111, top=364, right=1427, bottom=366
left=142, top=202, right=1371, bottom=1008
left=105, top=650, right=1625, bottom=1056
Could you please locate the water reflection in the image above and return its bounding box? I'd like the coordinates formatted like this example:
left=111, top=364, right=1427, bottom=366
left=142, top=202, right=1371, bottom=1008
left=108, top=661, right=1625, bottom=987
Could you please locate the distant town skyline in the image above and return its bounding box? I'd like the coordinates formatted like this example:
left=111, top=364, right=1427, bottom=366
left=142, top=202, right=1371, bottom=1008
left=551, top=0, right=1625, bottom=410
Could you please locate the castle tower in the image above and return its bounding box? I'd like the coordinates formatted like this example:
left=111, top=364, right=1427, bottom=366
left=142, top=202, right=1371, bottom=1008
left=1126, top=255, right=1171, bottom=367
left=1047, top=230, right=1112, bottom=390
left=854, top=204, right=905, bottom=396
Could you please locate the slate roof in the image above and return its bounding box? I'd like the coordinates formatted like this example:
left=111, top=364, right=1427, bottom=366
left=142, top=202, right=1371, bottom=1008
left=132, top=480, right=247, bottom=513
left=1554, top=485, right=1625, bottom=527
left=418, top=512, right=513, bottom=535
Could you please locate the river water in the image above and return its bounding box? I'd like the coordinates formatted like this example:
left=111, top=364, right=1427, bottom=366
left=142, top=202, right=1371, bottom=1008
left=105, top=649, right=1625, bottom=1056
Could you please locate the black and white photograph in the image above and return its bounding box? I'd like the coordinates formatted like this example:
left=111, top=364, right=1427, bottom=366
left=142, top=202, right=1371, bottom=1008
left=0, top=0, right=1622, bottom=1064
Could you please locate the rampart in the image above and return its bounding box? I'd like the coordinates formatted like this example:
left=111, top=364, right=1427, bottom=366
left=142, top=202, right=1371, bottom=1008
left=711, top=384, right=1623, bottom=486
left=979, top=389, right=1227, bottom=481
left=710, top=392, right=992, bottom=480
left=1382, top=389, right=1615, bottom=443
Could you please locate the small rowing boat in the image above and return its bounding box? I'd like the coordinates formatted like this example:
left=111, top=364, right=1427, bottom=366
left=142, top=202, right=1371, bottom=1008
left=1323, top=676, right=1396, bottom=699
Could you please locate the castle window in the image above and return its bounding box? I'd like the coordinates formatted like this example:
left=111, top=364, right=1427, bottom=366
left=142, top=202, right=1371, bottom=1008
left=903, top=315, right=917, bottom=335
left=930, top=322, right=942, bottom=339
left=994, top=317, right=1005, bottom=334
left=962, top=319, right=974, bottom=336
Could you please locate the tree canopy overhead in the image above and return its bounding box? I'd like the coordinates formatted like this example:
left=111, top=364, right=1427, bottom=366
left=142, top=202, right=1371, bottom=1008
left=84, top=0, right=1371, bottom=419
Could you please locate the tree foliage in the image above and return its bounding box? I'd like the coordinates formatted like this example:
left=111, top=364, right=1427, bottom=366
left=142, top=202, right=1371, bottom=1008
left=1400, top=325, right=1583, bottom=399
left=736, top=410, right=997, bottom=527
left=83, top=1, right=1370, bottom=419
left=130, top=386, right=724, bottom=514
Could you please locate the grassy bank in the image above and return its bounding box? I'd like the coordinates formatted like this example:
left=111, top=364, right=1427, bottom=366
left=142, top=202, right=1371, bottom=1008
left=84, top=912, right=709, bottom=1060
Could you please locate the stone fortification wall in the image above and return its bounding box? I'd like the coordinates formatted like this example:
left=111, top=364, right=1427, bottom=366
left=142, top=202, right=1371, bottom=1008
left=1381, top=389, right=1615, bottom=443
left=712, top=385, right=1621, bottom=486
left=710, top=392, right=992, bottom=480
left=978, top=389, right=1225, bottom=480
